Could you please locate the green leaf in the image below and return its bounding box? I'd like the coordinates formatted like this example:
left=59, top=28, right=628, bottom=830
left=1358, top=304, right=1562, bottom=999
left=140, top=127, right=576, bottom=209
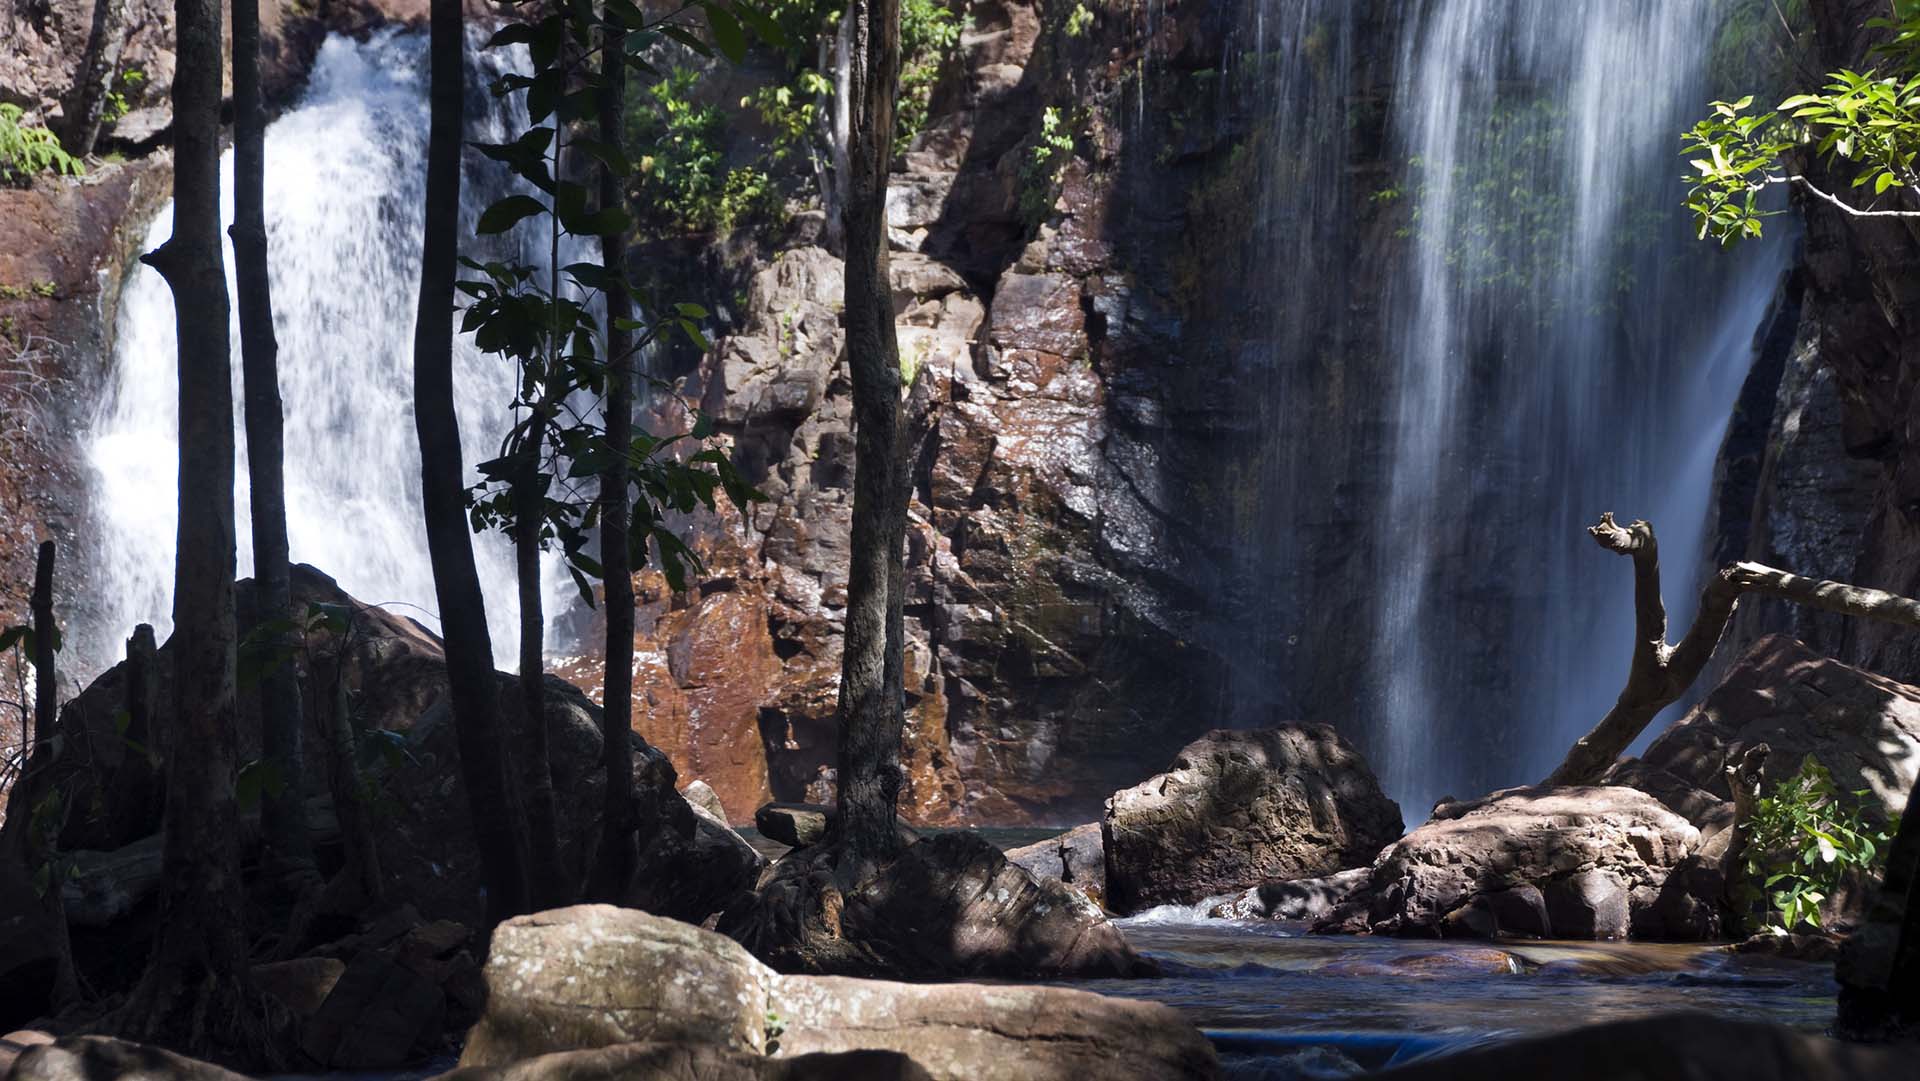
left=703, top=2, right=749, bottom=63
left=477, top=195, right=548, bottom=235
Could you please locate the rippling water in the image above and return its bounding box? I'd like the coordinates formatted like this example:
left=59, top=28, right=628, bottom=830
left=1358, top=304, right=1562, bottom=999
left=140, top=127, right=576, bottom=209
left=1080, top=917, right=1837, bottom=1077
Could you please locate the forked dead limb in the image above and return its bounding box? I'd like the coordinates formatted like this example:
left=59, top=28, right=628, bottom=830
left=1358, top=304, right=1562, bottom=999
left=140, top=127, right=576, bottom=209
left=1546, top=513, right=1920, bottom=787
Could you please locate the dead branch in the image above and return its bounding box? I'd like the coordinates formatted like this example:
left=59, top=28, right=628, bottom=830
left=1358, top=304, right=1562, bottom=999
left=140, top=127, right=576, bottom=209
left=1547, top=513, right=1920, bottom=787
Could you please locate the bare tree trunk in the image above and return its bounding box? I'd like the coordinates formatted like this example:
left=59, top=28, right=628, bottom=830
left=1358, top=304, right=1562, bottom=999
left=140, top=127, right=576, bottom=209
left=28, top=541, right=78, bottom=1008
left=57, top=0, right=129, bottom=157
left=588, top=22, right=636, bottom=901
left=109, top=0, right=269, bottom=1057
left=412, top=0, right=530, bottom=929
left=232, top=0, right=314, bottom=885
left=511, top=464, right=566, bottom=909
left=1548, top=513, right=1920, bottom=787
left=820, top=5, right=854, bottom=253
left=833, top=0, right=904, bottom=875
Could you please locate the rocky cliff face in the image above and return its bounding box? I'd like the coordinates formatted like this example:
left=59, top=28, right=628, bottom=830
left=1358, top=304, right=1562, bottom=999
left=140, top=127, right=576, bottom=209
left=546, top=0, right=1413, bottom=825
left=1713, top=1, right=1920, bottom=687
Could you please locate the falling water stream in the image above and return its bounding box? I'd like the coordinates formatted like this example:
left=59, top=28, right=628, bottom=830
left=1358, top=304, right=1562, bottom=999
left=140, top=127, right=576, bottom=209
left=85, top=29, right=575, bottom=672
left=1204, top=0, right=1793, bottom=815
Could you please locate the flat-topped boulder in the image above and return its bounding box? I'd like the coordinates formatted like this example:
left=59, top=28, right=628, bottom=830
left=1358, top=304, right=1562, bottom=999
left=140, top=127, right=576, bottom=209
left=1005, top=823, right=1105, bottom=907
left=1103, top=726, right=1403, bottom=913
left=754, top=803, right=834, bottom=848
left=1323, top=785, right=1712, bottom=940
left=461, top=905, right=1215, bottom=1081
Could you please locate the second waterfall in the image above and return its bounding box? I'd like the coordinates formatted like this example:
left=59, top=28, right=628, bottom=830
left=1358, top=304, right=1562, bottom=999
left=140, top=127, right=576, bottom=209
left=86, top=29, right=575, bottom=671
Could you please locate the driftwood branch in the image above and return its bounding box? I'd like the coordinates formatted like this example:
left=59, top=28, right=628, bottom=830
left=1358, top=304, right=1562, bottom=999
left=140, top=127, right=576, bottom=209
left=1547, top=513, right=1920, bottom=787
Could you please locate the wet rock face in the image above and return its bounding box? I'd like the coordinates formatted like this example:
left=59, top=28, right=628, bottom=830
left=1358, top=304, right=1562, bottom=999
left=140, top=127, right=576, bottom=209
left=1332, top=785, right=1710, bottom=941
left=1102, top=726, right=1404, bottom=914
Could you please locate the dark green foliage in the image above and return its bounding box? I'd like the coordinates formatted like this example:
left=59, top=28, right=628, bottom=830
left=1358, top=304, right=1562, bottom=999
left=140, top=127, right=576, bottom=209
left=1741, top=755, right=1898, bottom=934
left=464, top=1, right=769, bottom=599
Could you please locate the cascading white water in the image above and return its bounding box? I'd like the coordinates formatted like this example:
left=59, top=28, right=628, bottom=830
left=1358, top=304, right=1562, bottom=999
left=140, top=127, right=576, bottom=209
left=1368, top=0, right=1792, bottom=812
left=86, top=29, right=579, bottom=672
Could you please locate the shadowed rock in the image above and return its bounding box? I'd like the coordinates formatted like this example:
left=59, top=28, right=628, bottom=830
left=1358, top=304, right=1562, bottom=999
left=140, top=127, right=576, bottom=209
left=1103, top=726, right=1403, bottom=913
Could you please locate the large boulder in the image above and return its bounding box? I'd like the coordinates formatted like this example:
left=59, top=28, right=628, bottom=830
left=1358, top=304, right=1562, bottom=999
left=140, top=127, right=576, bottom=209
left=460, top=905, right=1215, bottom=1081
left=719, top=832, right=1149, bottom=979
left=439, top=1044, right=930, bottom=1081
left=1327, top=785, right=1712, bottom=940
left=1005, top=823, right=1105, bottom=907
left=1102, top=726, right=1403, bottom=913
left=1614, top=635, right=1920, bottom=824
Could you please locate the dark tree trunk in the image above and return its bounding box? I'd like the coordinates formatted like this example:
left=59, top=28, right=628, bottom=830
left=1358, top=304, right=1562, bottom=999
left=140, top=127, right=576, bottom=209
left=511, top=463, right=566, bottom=908
left=27, top=541, right=78, bottom=1008
left=412, top=0, right=530, bottom=928
left=1837, top=778, right=1920, bottom=1038
left=108, top=0, right=266, bottom=1058
left=232, top=0, right=314, bottom=883
left=588, top=23, right=636, bottom=901
left=833, top=0, right=905, bottom=874
left=57, top=0, right=129, bottom=157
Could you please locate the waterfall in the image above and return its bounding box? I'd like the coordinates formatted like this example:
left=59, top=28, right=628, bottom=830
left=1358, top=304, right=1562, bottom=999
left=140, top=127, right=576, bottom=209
left=85, top=28, right=579, bottom=673
left=1368, top=0, right=1790, bottom=812
left=1208, top=0, right=1792, bottom=815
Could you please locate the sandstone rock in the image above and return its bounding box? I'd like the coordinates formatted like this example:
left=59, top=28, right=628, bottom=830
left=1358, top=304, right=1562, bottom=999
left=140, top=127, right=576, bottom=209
left=1005, top=823, right=1105, bottom=906
left=1334, top=785, right=1709, bottom=940
left=754, top=803, right=832, bottom=848
left=721, top=833, right=1149, bottom=980
left=8, top=1037, right=252, bottom=1081
left=438, top=1043, right=931, bottom=1081
left=1209, top=867, right=1371, bottom=922
left=683, top=780, right=728, bottom=823
left=1618, top=635, right=1920, bottom=822
left=0, top=1032, right=54, bottom=1080
left=460, top=905, right=1213, bottom=1081
left=1103, top=726, right=1403, bottom=913
left=1367, top=1013, right=1909, bottom=1081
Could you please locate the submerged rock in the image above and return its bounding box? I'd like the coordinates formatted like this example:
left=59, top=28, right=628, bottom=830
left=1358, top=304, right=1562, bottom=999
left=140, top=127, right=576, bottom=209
left=462, top=905, right=1214, bottom=1081
left=719, top=832, right=1150, bottom=980
left=1103, top=726, right=1403, bottom=914
left=8, top=1037, right=252, bottom=1081
left=1324, top=785, right=1713, bottom=940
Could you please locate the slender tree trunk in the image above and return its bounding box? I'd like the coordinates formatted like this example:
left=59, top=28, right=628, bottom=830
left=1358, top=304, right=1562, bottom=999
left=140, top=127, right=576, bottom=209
left=412, top=0, right=530, bottom=928
left=232, top=0, right=314, bottom=884
left=511, top=462, right=565, bottom=908
left=833, top=0, right=905, bottom=874
left=109, top=0, right=266, bottom=1058
left=57, top=0, right=129, bottom=157
left=588, top=22, right=636, bottom=901
left=27, top=541, right=78, bottom=1008
left=816, top=6, right=854, bottom=254
left=1548, top=513, right=1920, bottom=787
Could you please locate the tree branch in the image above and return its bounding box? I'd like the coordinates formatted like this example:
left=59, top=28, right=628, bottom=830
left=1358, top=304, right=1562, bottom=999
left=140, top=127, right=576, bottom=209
left=1767, top=173, right=1920, bottom=218
left=1547, top=515, right=1920, bottom=787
